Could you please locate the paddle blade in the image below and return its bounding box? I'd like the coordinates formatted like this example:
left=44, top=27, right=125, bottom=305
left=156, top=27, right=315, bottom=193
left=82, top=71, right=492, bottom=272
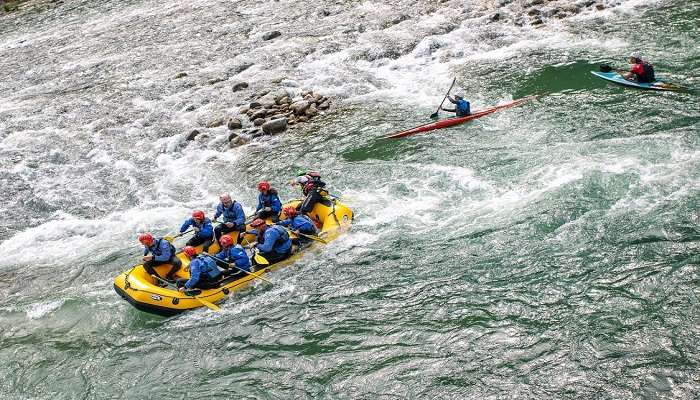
left=163, top=236, right=174, bottom=243
left=196, top=297, right=221, bottom=311
left=254, top=253, right=270, bottom=265
left=430, top=111, right=439, bottom=119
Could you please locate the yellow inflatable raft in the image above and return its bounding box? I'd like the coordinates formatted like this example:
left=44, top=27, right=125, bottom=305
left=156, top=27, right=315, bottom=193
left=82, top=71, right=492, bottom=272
left=114, top=197, right=353, bottom=316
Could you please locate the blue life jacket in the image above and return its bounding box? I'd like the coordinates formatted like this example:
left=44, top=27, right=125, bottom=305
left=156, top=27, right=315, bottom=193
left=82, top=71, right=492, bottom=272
left=216, top=245, right=251, bottom=271
left=214, top=201, right=245, bottom=225
left=255, top=189, right=282, bottom=213
left=640, top=62, right=655, bottom=83
left=144, top=238, right=176, bottom=262
left=277, top=215, right=317, bottom=234
left=180, top=217, right=214, bottom=239
left=456, top=99, right=471, bottom=116
left=257, top=225, right=292, bottom=254
left=184, top=256, right=221, bottom=289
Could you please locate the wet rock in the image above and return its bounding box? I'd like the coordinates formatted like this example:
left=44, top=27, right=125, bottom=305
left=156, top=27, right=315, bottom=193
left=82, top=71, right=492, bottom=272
left=184, top=105, right=196, bottom=112
left=527, top=0, right=545, bottom=5
left=251, top=109, right=267, bottom=119
left=253, top=118, right=266, bottom=126
left=290, top=100, right=310, bottom=115
left=595, top=4, right=605, bottom=10
left=561, top=4, right=581, bottom=13
left=262, top=31, right=281, bottom=41
left=232, top=82, right=249, bottom=92
left=227, top=118, right=242, bottom=130
left=207, top=117, right=226, bottom=128
left=208, top=77, right=226, bottom=85
left=530, top=17, right=543, bottom=25
left=490, top=13, right=501, bottom=22
left=229, top=62, right=254, bottom=75
left=305, top=104, right=318, bottom=117
left=229, top=135, right=250, bottom=148
left=243, top=128, right=264, bottom=138
left=583, top=0, right=595, bottom=7
left=239, top=105, right=250, bottom=114
left=249, top=101, right=262, bottom=109
left=262, top=118, right=288, bottom=135
left=174, top=72, right=188, bottom=79
left=319, top=9, right=331, bottom=17
left=527, top=8, right=541, bottom=16
left=278, top=95, right=291, bottom=105
left=258, top=93, right=277, bottom=108
left=318, top=100, right=330, bottom=110
left=297, top=116, right=309, bottom=123
left=186, top=129, right=201, bottom=141
left=313, top=93, right=324, bottom=103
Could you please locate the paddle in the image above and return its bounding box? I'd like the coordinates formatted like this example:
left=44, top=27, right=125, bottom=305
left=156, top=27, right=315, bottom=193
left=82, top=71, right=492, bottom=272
left=164, top=229, right=193, bottom=243
left=430, top=77, right=456, bottom=119
left=203, top=252, right=274, bottom=284
left=282, top=226, right=327, bottom=244
left=150, top=274, right=221, bottom=311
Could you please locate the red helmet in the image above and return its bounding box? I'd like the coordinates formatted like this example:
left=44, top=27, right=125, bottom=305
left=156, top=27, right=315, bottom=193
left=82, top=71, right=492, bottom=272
left=192, top=210, right=205, bottom=220
left=283, top=206, right=297, bottom=218
left=219, top=235, right=233, bottom=247
left=250, top=218, right=266, bottom=227
left=257, top=181, right=270, bottom=192
left=138, top=233, right=154, bottom=245
left=183, top=246, right=197, bottom=257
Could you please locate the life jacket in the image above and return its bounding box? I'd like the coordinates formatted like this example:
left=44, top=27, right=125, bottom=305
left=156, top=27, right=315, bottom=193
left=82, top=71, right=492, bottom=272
left=150, top=238, right=176, bottom=259
left=269, top=225, right=290, bottom=249
left=303, top=181, right=328, bottom=196
left=220, top=200, right=240, bottom=222
left=640, top=61, right=655, bottom=83
left=456, top=100, right=471, bottom=116
left=262, top=188, right=279, bottom=207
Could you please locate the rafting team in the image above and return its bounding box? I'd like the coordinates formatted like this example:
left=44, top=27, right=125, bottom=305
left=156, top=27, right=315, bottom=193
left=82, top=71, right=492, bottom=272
left=137, top=172, right=327, bottom=291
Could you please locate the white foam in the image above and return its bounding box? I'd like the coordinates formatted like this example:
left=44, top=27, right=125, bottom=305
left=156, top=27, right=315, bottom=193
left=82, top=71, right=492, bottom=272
left=25, top=299, right=64, bottom=319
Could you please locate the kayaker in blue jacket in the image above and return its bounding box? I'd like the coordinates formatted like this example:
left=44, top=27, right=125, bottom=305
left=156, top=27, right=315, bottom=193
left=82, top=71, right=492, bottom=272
left=178, top=246, right=222, bottom=291
left=254, top=181, right=282, bottom=221
left=138, top=232, right=181, bottom=281
left=180, top=210, right=214, bottom=252
left=441, top=93, right=471, bottom=117
left=214, top=234, right=251, bottom=277
left=278, top=206, right=318, bottom=245
left=250, top=218, right=292, bottom=264
left=212, top=193, right=246, bottom=244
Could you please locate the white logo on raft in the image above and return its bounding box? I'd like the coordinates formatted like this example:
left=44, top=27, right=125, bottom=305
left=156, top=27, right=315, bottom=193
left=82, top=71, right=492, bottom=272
left=150, top=295, right=162, bottom=301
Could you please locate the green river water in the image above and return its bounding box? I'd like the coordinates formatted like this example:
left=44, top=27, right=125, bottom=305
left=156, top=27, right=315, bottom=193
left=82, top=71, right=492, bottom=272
left=0, top=0, right=698, bottom=398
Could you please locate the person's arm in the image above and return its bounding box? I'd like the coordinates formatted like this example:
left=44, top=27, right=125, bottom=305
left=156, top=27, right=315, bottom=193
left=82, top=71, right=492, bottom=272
left=255, top=194, right=263, bottom=212
left=143, top=247, right=149, bottom=256
left=233, top=247, right=251, bottom=269
left=446, top=95, right=457, bottom=104
left=213, top=204, right=223, bottom=221
left=234, top=203, right=246, bottom=225
left=441, top=105, right=456, bottom=112
left=276, top=219, right=291, bottom=227
left=271, top=195, right=282, bottom=213
left=180, top=219, right=192, bottom=233
left=184, top=261, right=201, bottom=289
left=257, top=230, right=278, bottom=253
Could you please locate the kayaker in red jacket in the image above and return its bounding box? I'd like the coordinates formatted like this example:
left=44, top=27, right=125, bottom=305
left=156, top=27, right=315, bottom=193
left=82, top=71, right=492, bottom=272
left=621, top=53, right=655, bottom=83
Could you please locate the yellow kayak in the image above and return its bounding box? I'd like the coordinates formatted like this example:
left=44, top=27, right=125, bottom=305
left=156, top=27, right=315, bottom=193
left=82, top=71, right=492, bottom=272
left=114, top=197, right=353, bottom=316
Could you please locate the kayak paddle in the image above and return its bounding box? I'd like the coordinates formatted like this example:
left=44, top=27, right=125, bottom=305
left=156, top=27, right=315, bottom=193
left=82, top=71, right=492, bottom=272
left=282, top=227, right=327, bottom=244
left=430, top=77, right=456, bottom=119
left=164, top=229, right=193, bottom=243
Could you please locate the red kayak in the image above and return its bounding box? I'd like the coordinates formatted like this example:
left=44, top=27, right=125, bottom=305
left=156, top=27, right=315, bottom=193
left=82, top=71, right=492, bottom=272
left=384, top=95, right=537, bottom=139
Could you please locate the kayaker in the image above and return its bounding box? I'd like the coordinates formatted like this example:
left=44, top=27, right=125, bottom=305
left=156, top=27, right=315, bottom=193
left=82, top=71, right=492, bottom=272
left=212, top=193, right=246, bottom=244
left=214, top=235, right=251, bottom=277
left=177, top=246, right=222, bottom=291
left=441, top=93, right=471, bottom=117
left=180, top=210, right=214, bottom=252
left=249, top=218, right=292, bottom=264
left=277, top=206, right=318, bottom=245
left=621, top=53, right=655, bottom=83
left=138, top=233, right=181, bottom=281
left=254, top=181, right=282, bottom=221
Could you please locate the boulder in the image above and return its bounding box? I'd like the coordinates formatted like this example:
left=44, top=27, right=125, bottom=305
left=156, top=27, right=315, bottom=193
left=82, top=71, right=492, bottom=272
left=261, top=118, right=288, bottom=135
left=297, top=116, right=309, bottom=123
left=184, top=105, right=196, bottom=112
left=595, top=4, right=605, bottom=10
left=530, top=17, right=543, bottom=25
left=278, top=95, right=290, bottom=105
left=305, top=104, right=318, bottom=117
left=249, top=101, right=262, bottom=109
left=253, top=118, right=266, bottom=126
left=251, top=109, right=267, bottom=119
left=527, top=8, right=541, bottom=16
left=318, top=100, right=330, bottom=110
left=239, top=105, right=250, bottom=114
left=174, top=72, right=188, bottom=79
left=206, top=117, right=226, bottom=128
left=490, top=13, right=501, bottom=22
left=185, top=129, right=201, bottom=141
left=227, top=118, right=242, bottom=130
left=290, top=100, right=310, bottom=115
left=232, top=82, right=249, bottom=92
left=262, top=31, right=282, bottom=41
left=258, top=93, right=277, bottom=108
left=208, top=77, right=226, bottom=85
left=229, top=135, right=250, bottom=148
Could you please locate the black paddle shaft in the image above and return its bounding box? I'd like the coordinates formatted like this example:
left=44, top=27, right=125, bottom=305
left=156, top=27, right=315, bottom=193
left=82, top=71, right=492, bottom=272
left=431, top=77, right=457, bottom=119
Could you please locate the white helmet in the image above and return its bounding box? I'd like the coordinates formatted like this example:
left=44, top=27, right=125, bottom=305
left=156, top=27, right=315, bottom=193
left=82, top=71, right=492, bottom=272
left=454, top=92, right=465, bottom=99
left=629, top=52, right=642, bottom=61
